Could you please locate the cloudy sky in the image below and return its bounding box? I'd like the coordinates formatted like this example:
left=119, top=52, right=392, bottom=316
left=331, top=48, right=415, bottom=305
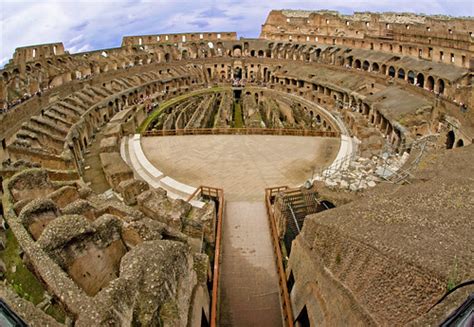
left=1, top=0, right=473, bottom=67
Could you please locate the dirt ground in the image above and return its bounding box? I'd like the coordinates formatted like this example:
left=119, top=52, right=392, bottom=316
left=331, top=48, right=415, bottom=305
left=141, top=135, right=340, bottom=200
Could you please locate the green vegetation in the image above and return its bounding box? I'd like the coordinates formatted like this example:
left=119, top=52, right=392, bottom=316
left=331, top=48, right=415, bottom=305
left=446, top=256, right=459, bottom=291
left=233, top=101, right=244, bottom=128
left=0, top=229, right=66, bottom=323
left=138, top=86, right=229, bottom=133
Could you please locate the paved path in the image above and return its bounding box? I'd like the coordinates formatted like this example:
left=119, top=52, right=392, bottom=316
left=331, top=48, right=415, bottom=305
left=219, top=201, right=282, bottom=327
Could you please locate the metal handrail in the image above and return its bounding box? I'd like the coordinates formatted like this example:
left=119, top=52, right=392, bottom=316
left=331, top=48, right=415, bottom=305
left=142, top=127, right=339, bottom=138
left=265, top=186, right=294, bottom=327
left=188, top=185, right=224, bottom=327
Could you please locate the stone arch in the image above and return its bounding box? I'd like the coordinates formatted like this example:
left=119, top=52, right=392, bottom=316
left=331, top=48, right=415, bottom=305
left=417, top=73, right=425, bottom=88
left=407, top=71, right=415, bottom=84
left=456, top=139, right=464, bottom=147
left=346, top=56, right=353, bottom=67
left=233, top=45, right=242, bottom=57
left=258, top=50, right=264, bottom=57
left=362, top=60, right=370, bottom=71
left=426, top=76, right=435, bottom=91
left=437, top=79, right=445, bottom=95
left=372, top=62, right=379, bottom=72
left=164, top=53, right=171, bottom=62
left=354, top=59, right=361, bottom=69
left=388, top=66, right=396, bottom=77
left=446, top=130, right=455, bottom=149
left=397, top=68, right=405, bottom=79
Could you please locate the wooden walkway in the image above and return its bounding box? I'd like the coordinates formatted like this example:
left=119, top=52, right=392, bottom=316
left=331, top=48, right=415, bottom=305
left=218, top=201, right=283, bottom=326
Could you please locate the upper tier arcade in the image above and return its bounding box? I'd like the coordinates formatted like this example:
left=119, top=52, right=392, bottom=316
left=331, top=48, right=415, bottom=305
left=261, top=10, right=474, bottom=69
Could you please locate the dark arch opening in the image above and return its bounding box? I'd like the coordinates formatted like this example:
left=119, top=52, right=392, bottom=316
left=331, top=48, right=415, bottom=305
left=417, top=73, right=425, bottom=88
left=354, top=59, right=361, bottom=69
left=234, top=67, right=242, bottom=79
left=426, top=76, right=435, bottom=91
left=398, top=68, right=405, bottom=79
left=372, top=62, right=379, bottom=72
left=437, top=79, right=445, bottom=95
left=388, top=66, right=396, bottom=77
left=446, top=130, right=455, bottom=149
left=362, top=60, right=370, bottom=71
left=407, top=71, right=415, bottom=84
left=456, top=139, right=464, bottom=148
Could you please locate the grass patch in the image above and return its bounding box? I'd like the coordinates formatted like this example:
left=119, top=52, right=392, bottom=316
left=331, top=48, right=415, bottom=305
left=138, top=86, right=229, bottom=133
left=233, top=102, right=244, bottom=128
left=0, top=229, right=66, bottom=323
left=446, top=256, right=459, bottom=291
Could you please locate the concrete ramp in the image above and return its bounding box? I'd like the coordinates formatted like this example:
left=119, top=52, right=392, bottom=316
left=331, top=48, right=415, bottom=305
left=219, top=201, right=283, bottom=327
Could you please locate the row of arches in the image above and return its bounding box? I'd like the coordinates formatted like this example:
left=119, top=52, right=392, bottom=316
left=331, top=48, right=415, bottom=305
left=349, top=58, right=446, bottom=94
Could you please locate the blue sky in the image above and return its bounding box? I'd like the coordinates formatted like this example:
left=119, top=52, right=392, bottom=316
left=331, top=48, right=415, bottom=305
left=1, top=0, right=473, bottom=67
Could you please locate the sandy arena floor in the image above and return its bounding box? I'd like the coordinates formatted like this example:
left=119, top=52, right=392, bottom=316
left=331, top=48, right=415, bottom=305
left=142, top=134, right=340, bottom=200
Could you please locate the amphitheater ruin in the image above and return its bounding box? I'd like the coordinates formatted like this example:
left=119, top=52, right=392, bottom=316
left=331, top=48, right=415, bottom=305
left=0, top=8, right=473, bottom=326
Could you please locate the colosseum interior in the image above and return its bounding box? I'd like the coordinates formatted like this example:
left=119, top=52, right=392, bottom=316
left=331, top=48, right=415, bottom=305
left=0, top=8, right=473, bottom=327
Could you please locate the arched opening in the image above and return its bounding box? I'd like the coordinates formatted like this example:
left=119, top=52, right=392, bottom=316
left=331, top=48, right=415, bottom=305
left=315, top=49, right=321, bottom=58
left=426, top=76, right=435, bottom=91
left=437, top=79, right=445, bottom=95
left=362, top=60, right=370, bottom=71
left=417, top=73, right=425, bottom=88
left=234, top=67, right=242, bottom=79
left=456, top=139, right=464, bottom=148
left=346, top=56, right=353, bottom=67
left=354, top=59, right=361, bottom=69
left=250, top=50, right=256, bottom=57
left=233, top=45, right=242, bottom=57
left=407, top=71, right=415, bottom=84
left=397, top=68, right=405, bottom=79
left=388, top=66, right=396, bottom=77
left=446, top=130, right=455, bottom=149
left=164, top=53, right=171, bottom=62
left=381, top=64, right=387, bottom=75
left=258, top=50, right=264, bottom=57
left=372, top=62, right=379, bottom=72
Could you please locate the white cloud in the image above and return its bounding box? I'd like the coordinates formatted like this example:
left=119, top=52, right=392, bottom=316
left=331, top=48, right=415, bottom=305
left=1, top=0, right=472, bottom=68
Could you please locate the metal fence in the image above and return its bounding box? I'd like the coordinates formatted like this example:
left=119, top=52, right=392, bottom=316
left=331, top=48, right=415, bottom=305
left=187, top=186, right=224, bottom=327
left=142, top=127, right=339, bottom=138
left=265, top=186, right=294, bottom=327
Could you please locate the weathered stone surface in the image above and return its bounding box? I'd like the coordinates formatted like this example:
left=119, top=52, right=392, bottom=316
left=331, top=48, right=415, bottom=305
left=75, top=240, right=200, bottom=327
left=18, top=198, right=60, bottom=240
left=117, top=178, right=149, bottom=205
left=62, top=199, right=97, bottom=221
left=137, top=189, right=192, bottom=231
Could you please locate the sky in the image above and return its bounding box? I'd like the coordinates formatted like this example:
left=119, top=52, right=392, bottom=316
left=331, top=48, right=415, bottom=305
left=1, top=0, right=473, bottom=68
